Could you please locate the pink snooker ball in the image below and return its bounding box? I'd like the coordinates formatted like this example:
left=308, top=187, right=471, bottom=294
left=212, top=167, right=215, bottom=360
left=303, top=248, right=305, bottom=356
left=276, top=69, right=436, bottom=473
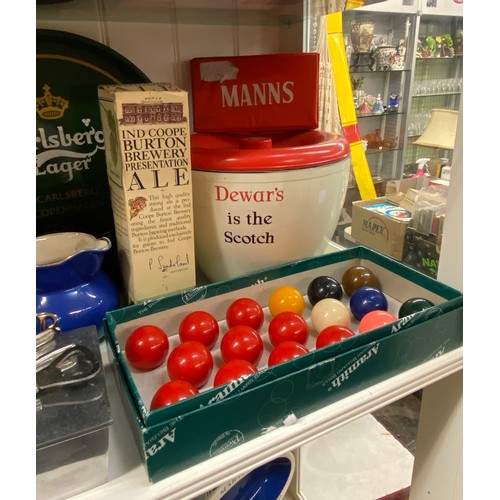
left=358, top=310, right=397, bottom=333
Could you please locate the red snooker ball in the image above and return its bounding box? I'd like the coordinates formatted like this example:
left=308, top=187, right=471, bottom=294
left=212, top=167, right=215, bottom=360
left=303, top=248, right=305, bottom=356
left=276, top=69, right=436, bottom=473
left=214, top=359, right=258, bottom=387
left=179, top=310, right=220, bottom=349
left=167, top=341, right=214, bottom=388
left=316, top=325, right=355, bottom=349
left=125, top=325, right=169, bottom=371
left=220, top=325, right=264, bottom=365
left=268, top=311, right=309, bottom=347
left=150, top=380, right=199, bottom=410
left=268, top=341, right=309, bottom=367
left=226, top=298, right=264, bottom=331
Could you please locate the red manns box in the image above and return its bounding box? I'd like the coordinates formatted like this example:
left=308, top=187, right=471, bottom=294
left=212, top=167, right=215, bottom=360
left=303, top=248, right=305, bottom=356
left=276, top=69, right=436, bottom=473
left=190, top=53, right=319, bottom=133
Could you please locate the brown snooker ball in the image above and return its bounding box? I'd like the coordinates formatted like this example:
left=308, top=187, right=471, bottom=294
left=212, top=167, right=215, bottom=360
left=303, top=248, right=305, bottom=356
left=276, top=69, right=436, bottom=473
left=342, top=266, right=380, bottom=297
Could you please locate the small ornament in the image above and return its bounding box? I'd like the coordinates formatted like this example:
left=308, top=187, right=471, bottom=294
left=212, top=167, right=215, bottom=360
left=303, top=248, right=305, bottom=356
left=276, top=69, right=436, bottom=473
left=372, top=93, right=385, bottom=115
left=360, top=94, right=375, bottom=115
left=388, top=92, right=399, bottom=112
left=351, top=76, right=366, bottom=111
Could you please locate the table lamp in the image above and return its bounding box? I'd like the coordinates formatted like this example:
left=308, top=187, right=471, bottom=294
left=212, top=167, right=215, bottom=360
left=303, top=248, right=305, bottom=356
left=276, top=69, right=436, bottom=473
left=413, top=108, right=459, bottom=177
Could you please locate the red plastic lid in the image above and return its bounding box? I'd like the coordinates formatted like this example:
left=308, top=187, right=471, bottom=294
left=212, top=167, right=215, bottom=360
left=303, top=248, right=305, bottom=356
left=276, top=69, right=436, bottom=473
left=191, top=130, right=350, bottom=171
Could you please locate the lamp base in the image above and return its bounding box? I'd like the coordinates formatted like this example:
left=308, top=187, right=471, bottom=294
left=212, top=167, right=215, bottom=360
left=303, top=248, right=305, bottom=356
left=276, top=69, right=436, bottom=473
left=427, top=156, right=441, bottom=177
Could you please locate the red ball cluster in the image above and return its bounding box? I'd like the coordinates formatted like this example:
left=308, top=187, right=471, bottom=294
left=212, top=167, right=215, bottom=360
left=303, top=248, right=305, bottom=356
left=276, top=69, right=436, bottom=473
left=123, top=266, right=412, bottom=413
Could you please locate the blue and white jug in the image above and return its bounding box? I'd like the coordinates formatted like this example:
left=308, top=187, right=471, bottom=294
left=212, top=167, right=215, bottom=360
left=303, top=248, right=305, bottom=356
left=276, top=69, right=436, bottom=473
left=36, top=232, right=120, bottom=338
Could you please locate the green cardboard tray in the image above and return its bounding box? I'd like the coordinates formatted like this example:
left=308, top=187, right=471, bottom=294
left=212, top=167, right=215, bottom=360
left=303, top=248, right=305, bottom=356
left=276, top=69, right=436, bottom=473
left=104, top=245, right=462, bottom=483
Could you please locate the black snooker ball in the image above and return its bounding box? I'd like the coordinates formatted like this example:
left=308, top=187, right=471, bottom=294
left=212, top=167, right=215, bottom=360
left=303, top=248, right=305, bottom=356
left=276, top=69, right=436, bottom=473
left=307, top=275, right=343, bottom=306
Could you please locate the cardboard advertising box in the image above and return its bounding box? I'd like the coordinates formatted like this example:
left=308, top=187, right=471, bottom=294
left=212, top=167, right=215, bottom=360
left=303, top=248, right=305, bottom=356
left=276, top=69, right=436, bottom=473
left=104, top=246, right=462, bottom=483
left=98, top=83, right=196, bottom=303
left=190, top=53, right=319, bottom=133
left=351, top=197, right=412, bottom=261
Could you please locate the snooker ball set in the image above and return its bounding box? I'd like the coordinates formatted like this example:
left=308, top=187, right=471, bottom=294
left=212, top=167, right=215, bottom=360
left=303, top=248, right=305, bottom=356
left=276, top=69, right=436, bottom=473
left=124, top=265, right=435, bottom=411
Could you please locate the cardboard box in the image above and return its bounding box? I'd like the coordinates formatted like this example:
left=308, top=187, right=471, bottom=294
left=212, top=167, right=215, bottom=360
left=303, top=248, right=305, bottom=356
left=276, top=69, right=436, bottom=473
left=98, top=83, right=196, bottom=303
left=351, top=197, right=411, bottom=260
left=385, top=177, right=426, bottom=196
left=385, top=191, right=416, bottom=214
left=104, top=246, right=462, bottom=483
left=402, top=227, right=441, bottom=278
left=190, top=53, right=319, bottom=133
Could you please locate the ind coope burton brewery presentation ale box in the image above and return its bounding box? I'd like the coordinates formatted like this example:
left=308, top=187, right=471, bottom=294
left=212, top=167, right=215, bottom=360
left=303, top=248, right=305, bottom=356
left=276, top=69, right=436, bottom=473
left=104, top=246, right=462, bottom=483
left=98, top=83, right=196, bottom=304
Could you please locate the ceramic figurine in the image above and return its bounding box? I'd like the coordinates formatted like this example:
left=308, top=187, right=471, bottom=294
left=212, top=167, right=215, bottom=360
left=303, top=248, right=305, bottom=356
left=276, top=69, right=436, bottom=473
left=351, top=76, right=365, bottom=112
left=360, top=95, right=373, bottom=115
left=372, top=94, right=385, bottom=115
left=397, top=38, right=406, bottom=58
left=388, top=92, right=399, bottom=112
left=376, top=45, right=397, bottom=71
left=390, top=38, right=406, bottom=69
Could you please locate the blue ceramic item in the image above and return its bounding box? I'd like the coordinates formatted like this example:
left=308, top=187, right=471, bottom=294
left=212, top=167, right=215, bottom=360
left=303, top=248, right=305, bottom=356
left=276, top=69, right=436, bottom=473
left=220, top=455, right=293, bottom=500
left=36, top=232, right=120, bottom=337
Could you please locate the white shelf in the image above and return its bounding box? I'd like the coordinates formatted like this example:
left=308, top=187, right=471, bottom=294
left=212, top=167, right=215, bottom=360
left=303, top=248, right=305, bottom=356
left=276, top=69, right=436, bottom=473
left=71, top=344, right=463, bottom=500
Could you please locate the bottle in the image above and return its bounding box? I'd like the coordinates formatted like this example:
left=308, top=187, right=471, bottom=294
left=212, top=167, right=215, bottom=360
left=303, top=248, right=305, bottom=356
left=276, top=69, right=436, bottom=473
left=441, top=165, right=452, bottom=181
left=412, top=158, right=431, bottom=178
left=437, top=158, right=449, bottom=178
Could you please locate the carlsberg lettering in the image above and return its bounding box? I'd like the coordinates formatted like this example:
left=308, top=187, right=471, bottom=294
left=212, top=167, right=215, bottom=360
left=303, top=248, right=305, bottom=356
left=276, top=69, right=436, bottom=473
left=36, top=125, right=105, bottom=182
left=36, top=125, right=105, bottom=149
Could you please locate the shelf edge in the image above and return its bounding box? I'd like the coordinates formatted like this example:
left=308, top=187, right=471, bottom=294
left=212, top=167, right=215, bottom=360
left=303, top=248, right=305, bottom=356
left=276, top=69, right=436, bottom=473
left=73, top=347, right=462, bottom=500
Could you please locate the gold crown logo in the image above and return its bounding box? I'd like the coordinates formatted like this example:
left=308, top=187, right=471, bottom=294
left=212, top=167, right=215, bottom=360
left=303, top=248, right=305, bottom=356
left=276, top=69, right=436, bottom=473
left=36, top=84, right=69, bottom=120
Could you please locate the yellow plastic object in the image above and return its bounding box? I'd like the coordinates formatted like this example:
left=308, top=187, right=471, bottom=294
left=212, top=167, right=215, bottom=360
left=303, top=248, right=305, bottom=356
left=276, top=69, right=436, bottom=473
left=346, top=0, right=365, bottom=9
left=327, top=12, right=376, bottom=200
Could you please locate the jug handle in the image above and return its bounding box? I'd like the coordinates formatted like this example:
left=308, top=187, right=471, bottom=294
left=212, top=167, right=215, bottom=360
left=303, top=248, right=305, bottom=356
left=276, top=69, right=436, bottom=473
left=37, top=312, right=60, bottom=332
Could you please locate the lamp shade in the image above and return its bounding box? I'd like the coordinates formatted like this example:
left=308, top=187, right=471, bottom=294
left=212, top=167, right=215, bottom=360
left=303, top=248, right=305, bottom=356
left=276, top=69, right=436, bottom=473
left=413, top=108, right=458, bottom=150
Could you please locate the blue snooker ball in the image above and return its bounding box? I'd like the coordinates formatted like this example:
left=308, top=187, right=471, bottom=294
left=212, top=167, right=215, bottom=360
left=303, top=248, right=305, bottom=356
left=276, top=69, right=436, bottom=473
left=350, top=286, right=388, bottom=321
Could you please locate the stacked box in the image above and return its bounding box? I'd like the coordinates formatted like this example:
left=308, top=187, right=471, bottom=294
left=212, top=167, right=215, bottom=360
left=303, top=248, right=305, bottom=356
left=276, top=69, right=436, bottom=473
left=190, top=53, right=319, bottom=133
left=98, top=83, right=196, bottom=303
left=351, top=197, right=412, bottom=261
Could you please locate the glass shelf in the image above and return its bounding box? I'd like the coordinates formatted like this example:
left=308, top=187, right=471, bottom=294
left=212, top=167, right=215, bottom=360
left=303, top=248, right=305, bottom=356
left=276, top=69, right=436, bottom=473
left=416, top=56, right=462, bottom=61
left=365, top=147, right=402, bottom=155
left=412, top=92, right=461, bottom=98
left=349, top=68, right=410, bottom=75
left=357, top=111, right=405, bottom=118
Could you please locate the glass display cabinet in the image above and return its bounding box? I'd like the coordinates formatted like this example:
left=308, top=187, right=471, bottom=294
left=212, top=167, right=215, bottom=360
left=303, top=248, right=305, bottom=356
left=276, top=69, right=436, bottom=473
left=341, top=8, right=418, bottom=182
left=405, top=13, right=463, bottom=169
